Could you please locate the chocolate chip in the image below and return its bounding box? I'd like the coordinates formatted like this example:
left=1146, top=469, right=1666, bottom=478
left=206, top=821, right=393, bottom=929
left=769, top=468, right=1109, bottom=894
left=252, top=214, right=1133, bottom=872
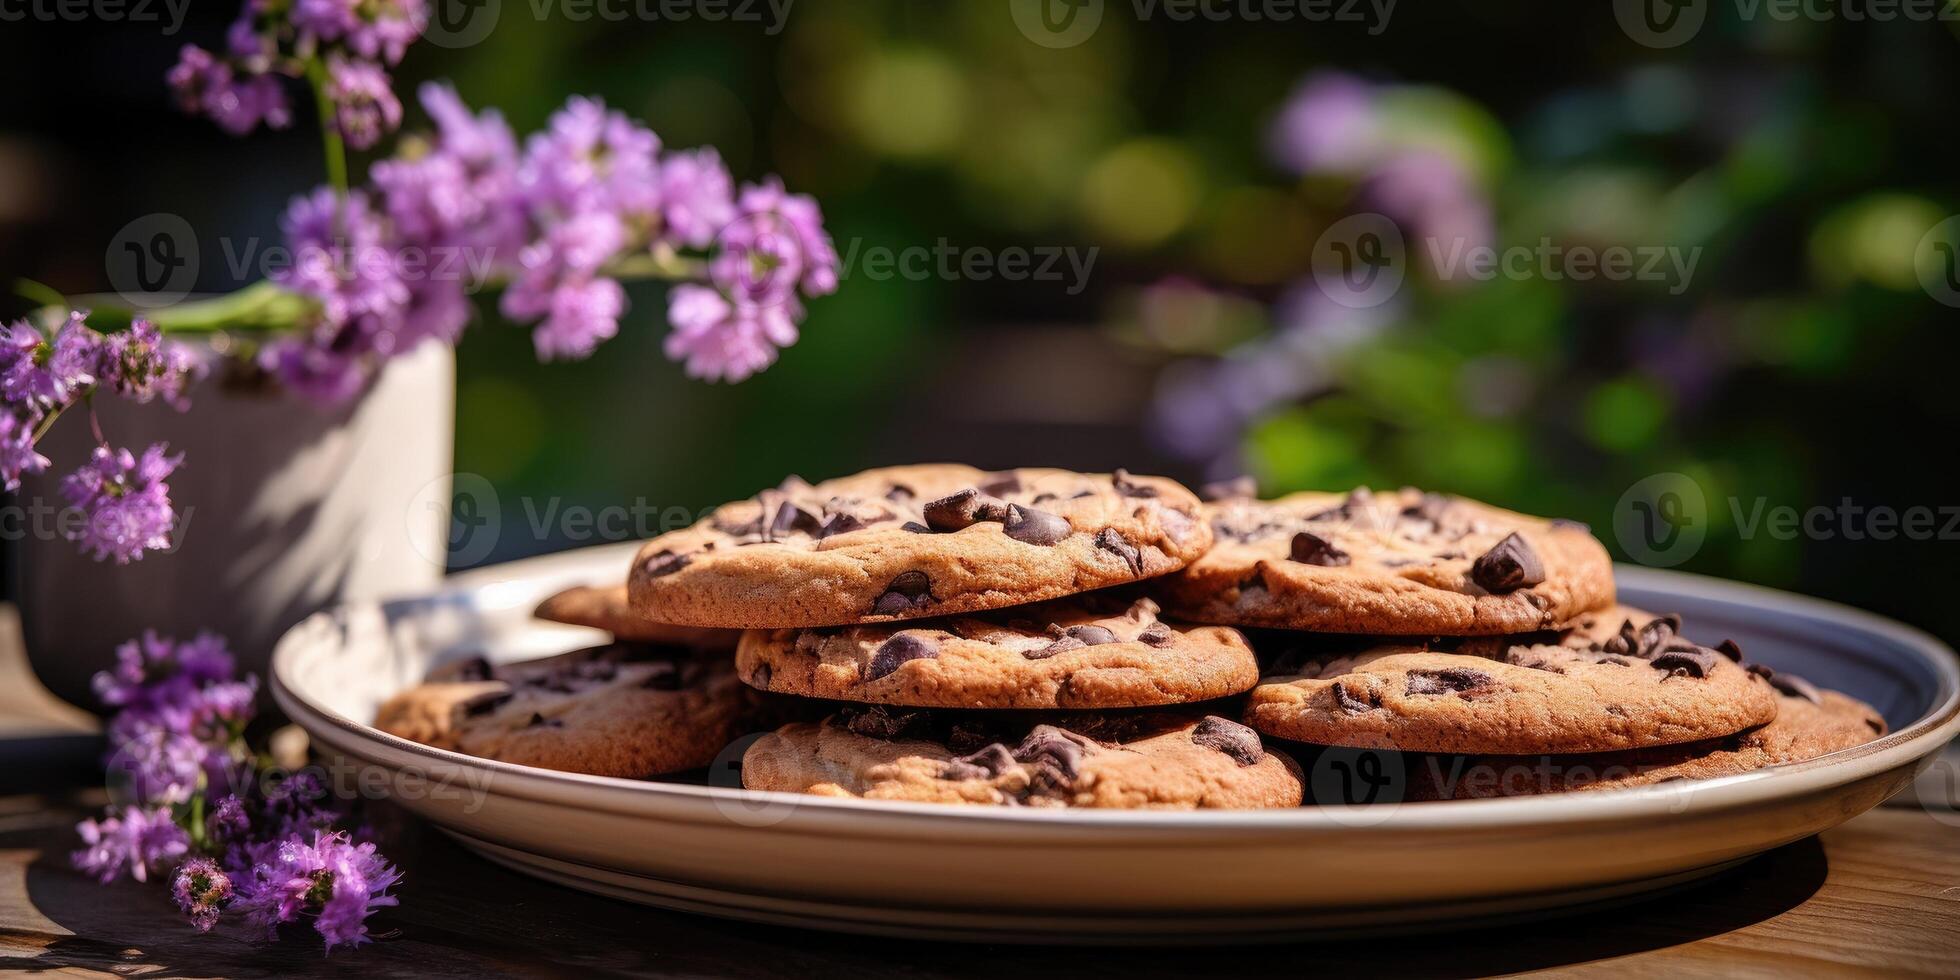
left=1200, top=476, right=1258, bottom=501
left=1189, top=716, right=1263, bottom=766
left=978, top=472, right=1022, bottom=496
left=839, top=705, right=928, bottom=740
left=1404, top=667, right=1494, bottom=696
left=886, top=483, right=915, bottom=501
left=641, top=549, right=690, bottom=578
left=871, top=571, right=934, bottom=615
left=1747, top=664, right=1822, bottom=704
left=1649, top=648, right=1719, bottom=678
left=1137, top=623, right=1177, bottom=648
left=1400, top=492, right=1454, bottom=525
left=745, top=662, right=771, bottom=689
left=1068, top=624, right=1118, bottom=646
left=1596, top=655, right=1631, bottom=666
left=818, top=512, right=866, bottom=538
left=1289, top=531, right=1350, bottom=567
left=1013, top=726, right=1090, bottom=779
left=460, top=690, right=512, bottom=717
left=1002, top=504, right=1071, bottom=545
left=1111, top=468, right=1159, bottom=497
left=1094, top=528, right=1144, bottom=574
left=866, top=633, right=938, bottom=681
left=1716, top=638, right=1743, bottom=662
left=1332, top=679, right=1379, bottom=713
left=947, top=743, right=1016, bottom=779
left=428, top=655, right=493, bottom=683
left=769, top=499, right=822, bottom=538
left=900, top=521, right=932, bottom=533
left=1634, top=614, right=1684, bottom=658
left=923, top=488, right=1009, bottom=532
left=1469, top=532, right=1544, bottom=593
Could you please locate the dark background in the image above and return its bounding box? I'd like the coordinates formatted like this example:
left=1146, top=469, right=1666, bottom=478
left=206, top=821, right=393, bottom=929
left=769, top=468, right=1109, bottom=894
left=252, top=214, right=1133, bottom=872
left=2, top=2, right=1956, bottom=642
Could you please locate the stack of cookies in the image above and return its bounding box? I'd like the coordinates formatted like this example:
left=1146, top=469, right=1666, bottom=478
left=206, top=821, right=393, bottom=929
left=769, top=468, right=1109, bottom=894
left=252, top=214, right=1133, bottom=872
left=376, top=465, right=1887, bottom=810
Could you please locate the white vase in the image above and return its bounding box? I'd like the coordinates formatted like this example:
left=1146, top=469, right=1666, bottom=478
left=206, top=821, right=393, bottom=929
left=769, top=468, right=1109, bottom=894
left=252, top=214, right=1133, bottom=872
left=11, top=341, right=455, bottom=712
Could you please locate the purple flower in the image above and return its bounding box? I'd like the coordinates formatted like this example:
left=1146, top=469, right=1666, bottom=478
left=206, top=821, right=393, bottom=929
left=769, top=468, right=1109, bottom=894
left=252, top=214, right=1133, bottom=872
left=172, top=857, right=235, bottom=932
left=1364, top=150, right=1493, bottom=263
left=258, top=338, right=370, bottom=405
left=1, top=314, right=98, bottom=408
left=1269, top=71, right=1381, bottom=175
left=61, top=443, right=184, bottom=564
left=234, top=831, right=401, bottom=951
left=528, top=278, right=625, bottom=361
left=73, top=806, right=189, bottom=884
left=94, top=630, right=237, bottom=709
left=656, top=148, right=736, bottom=248
left=167, top=45, right=291, bottom=138
left=326, top=57, right=403, bottom=152
left=727, top=179, right=839, bottom=297
left=105, top=725, right=211, bottom=806
left=1, top=411, right=49, bottom=491
left=293, top=0, right=427, bottom=65
left=519, top=96, right=662, bottom=224
left=663, top=284, right=798, bottom=382
left=97, top=320, right=201, bottom=409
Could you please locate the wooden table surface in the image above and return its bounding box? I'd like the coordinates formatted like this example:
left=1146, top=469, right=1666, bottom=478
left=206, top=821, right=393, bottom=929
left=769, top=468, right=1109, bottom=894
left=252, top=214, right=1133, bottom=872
left=0, top=791, right=1954, bottom=979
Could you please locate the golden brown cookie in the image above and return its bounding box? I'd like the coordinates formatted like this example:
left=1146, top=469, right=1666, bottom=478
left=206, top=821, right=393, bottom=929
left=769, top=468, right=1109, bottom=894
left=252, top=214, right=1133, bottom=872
left=742, top=707, right=1303, bottom=809
left=736, top=596, right=1257, bottom=709
left=1243, top=607, right=1779, bottom=754
left=535, top=584, right=738, bottom=651
left=1156, top=487, right=1614, bottom=634
left=628, top=465, right=1212, bottom=628
left=1411, top=673, right=1887, bottom=799
left=374, top=643, right=748, bottom=777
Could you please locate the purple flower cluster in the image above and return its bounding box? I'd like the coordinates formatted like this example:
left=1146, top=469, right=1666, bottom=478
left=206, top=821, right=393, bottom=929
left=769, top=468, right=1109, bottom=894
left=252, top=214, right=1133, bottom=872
left=75, top=632, right=401, bottom=952
left=266, top=84, right=838, bottom=401
left=0, top=314, right=199, bottom=563
left=168, top=0, right=425, bottom=150
left=1269, top=71, right=1493, bottom=259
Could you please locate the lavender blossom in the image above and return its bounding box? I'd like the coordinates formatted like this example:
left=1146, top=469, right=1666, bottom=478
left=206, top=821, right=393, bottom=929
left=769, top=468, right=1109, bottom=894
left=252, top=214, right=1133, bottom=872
left=0, top=411, right=49, bottom=491
left=518, top=96, right=662, bottom=224
left=1269, top=71, right=1381, bottom=175
left=655, top=148, right=736, bottom=248
left=292, top=0, right=427, bottom=66
left=61, top=443, right=184, bottom=563
left=233, top=831, right=401, bottom=951
left=663, top=284, right=798, bottom=383
left=326, top=57, right=404, bottom=151
left=73, top=806, right=190, bottom=884
left=173, top=858, right=235, bottom=932
left=96, top=320, right=201, bottom=409
left=167, top=45, right=292, bottom=138
left=728, top=178, right=840, bottom=297
left=1, top=314, right=98, bottom=408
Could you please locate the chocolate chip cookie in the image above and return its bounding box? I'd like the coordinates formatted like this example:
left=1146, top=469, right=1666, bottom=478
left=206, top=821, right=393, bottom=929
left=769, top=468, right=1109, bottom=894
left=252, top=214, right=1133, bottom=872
left=374, top=643, right=749, bottom=778
left=736, top=596, right=1257, bottom=709
left=1243, top=608, right=1779, bottom=754
left=1413, top=670, right=1887, bottom=799
left=628, top=465, right=1212, bottom=628
left=535, top=584, right=739, bottom=651
left=1157, top=487, right=1613, bottom=635
left=742, top=708, right=1302, bottom=808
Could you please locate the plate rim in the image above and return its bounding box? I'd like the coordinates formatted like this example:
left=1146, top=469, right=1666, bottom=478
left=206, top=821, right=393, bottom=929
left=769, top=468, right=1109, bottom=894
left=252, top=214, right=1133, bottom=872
left=272, top=549, right=1960, bottom=838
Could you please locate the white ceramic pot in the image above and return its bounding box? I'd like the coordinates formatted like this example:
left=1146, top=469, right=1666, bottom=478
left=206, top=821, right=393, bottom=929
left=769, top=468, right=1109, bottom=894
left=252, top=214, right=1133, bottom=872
left=10, top=340, right=455, bottom=712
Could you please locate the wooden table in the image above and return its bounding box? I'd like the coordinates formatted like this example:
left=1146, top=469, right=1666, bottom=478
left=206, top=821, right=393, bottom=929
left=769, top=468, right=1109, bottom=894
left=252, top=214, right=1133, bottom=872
left=0, top=791, right=1955, bottom=978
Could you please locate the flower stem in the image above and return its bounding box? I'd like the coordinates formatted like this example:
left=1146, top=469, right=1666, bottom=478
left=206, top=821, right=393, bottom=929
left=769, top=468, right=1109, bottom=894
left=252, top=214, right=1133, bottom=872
left=304, top=58, right=350, bottom=206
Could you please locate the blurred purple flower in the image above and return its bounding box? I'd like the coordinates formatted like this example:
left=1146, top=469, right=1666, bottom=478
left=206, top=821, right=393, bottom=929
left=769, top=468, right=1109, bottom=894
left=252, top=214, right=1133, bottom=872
left=529, top=278, right=626, bottom=362
left=97, top=320, right=201, bottom=410
left=292, top=0, right=427, bottom=65
left=0, top=412, right=49, bottom=491
left=519, top=96, right=662, bottom=223
left=729, top=178, right=839, bottom=297
left=1270, top=72, right=1381, bottom=175
left=656, top=148, right=736, bottom=248
left=73, top=806, right=189, bottom=884
left=173, top=858, right=235, bottom=933
left=326, top=57, right=403, bottom=151
left=663, top=284, right=798, bottom=383
left=167, top=46, right=292, bottom=138
left=233, top=831, right=401, bottom=951
left=61, top=443, right=184, bottom=564
left=105, top=725, right=211, bottom=806
left=1365, top=151, right=1494, bottom=265
left=2, top=315, right=98, bottom=408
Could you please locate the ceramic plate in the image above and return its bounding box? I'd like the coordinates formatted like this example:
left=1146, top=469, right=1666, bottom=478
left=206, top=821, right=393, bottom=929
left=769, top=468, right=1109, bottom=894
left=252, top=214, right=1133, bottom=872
left=271, top=543, right=1960, bottom=942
